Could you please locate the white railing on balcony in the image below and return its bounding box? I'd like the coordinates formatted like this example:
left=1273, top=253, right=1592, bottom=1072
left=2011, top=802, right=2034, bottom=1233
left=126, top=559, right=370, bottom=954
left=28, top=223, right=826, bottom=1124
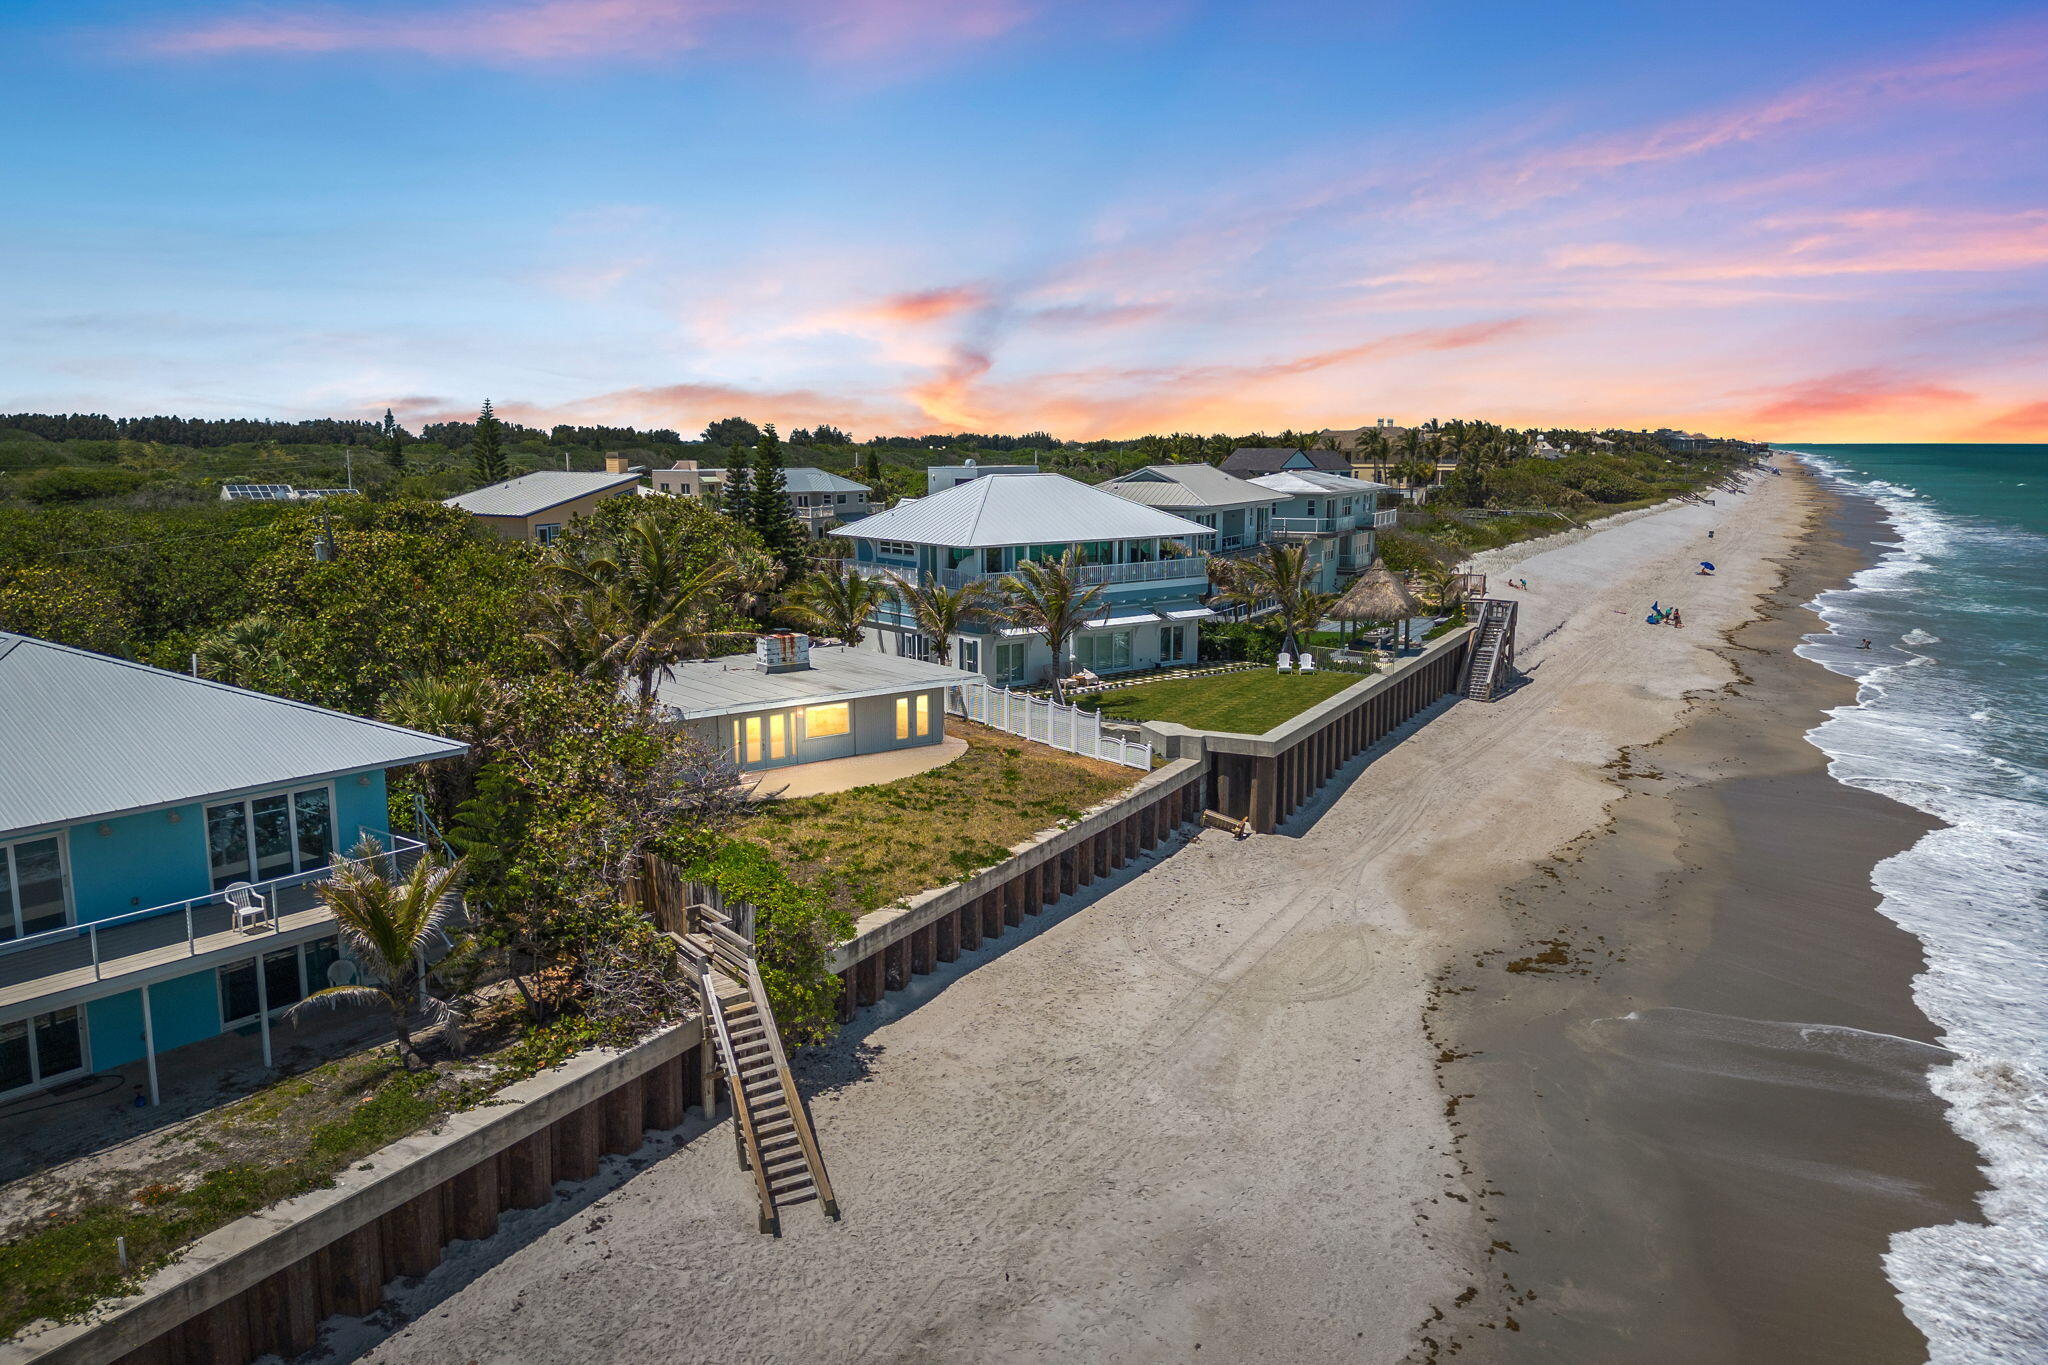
left=0, top=832, right=425, bottom=993
left=851, top=555, right=1209, bottom=592
left=1271, top=516, right=1338, bottom=534
left=1374, top=507, right=1400, bottom=529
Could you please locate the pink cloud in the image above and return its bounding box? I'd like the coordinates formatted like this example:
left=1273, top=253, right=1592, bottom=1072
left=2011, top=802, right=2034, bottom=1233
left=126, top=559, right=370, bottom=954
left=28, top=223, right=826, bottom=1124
left=142, top=0, right=1043, bottom=65
left=1743, top=368, right=1973, bottom=425
left=1973, top=399, right=2048, bottom=439
left=860, top=285, right=991, bottom=325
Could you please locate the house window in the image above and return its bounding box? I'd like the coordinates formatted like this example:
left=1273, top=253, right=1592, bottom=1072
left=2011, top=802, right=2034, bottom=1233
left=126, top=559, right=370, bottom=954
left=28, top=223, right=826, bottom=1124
left=0, top=1006, right=86, bottom=1097
left=534, top=522, right=564, bottom=544
left=218, top=936, right=339, bottom=1028
left=1076, top=631, right=1133, bottom=673
left=0, top=834, right=69, bottom=941
left=206, top=786, right=333, bottom=891
left=803, top=703, right=851, bottom=738
left=902, top=632, right=934, bottom=661
left=895, top=695, right=930, bottom=739
left=1160, top=624, right=1188, bottom=662
left=877, top=540, right=917, bottom=559
left=994, top=641, right=1029, bottom=685
left=957, top=638, right=980, bottom=673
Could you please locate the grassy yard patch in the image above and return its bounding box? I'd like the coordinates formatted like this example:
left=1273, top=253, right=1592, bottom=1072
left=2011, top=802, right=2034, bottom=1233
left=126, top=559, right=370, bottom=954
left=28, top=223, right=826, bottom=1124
left=733, top=720, right=1135, bottom=918
left=1080, top=669, right=1363, bottom=733
left=0, top=997, right=593, bottom=1340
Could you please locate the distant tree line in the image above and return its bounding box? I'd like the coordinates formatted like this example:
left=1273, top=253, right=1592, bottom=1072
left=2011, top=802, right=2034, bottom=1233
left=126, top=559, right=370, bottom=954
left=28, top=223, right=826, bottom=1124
left=0, top=413, right=386, bottom=447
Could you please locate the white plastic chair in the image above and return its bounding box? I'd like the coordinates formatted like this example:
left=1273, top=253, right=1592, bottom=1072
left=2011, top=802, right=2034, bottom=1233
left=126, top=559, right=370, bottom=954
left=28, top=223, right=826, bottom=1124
left=1299, top=652, right=1317, bottom=673
left=1275, top=651, right=1294, bottom=673
left=225, top=881, right=269, bottom=932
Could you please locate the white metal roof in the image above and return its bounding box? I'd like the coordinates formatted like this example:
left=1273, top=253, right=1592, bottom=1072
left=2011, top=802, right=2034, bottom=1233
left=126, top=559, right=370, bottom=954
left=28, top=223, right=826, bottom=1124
left=651, top=645, right=969, bottom=721
left=0, top=634, right=467, bottom=838
left=690, top=467, right=869, bottom=495
left=1103, top=465, right=1288, bottom=510
left=833, top=473, right=1210, bottom=549
left=443, top=470, right=643, bottom=518
left=1250, top=470, right=1396, bottom=496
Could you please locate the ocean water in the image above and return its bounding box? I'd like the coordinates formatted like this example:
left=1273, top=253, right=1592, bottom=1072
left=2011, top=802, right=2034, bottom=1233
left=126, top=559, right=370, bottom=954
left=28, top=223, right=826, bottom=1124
left=1782, top=444, right=2048, bottom=1363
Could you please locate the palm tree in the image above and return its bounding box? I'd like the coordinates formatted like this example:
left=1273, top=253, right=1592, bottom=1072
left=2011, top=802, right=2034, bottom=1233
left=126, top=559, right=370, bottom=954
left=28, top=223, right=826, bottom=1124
left=381, top=667, right=496, bottom=827
left=997, top=552, right=1105, bottom=702
left=289, top=839, right=467, bottom=1068
left=893, top=575, right=999, bottom=666
left=1215, top=541, right=1335, bottom=659
left=783, top=559, right=892, bottom=645
left=535, top=508, right=762, bottom=701
left=192, top=614, right=291, bottom=691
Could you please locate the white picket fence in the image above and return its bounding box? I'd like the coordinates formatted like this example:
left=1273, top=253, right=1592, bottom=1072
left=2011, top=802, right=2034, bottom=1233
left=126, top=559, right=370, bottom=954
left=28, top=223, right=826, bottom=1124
left=953, top=683, right=1154, bottom=770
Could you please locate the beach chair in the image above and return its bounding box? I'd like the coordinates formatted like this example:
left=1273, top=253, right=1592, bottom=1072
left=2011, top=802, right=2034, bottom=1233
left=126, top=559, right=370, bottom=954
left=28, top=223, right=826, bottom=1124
left=1275, top=651, right=1293, bottom=672
left=225, top=881, right=269, bottom=932
left=1299, top=652, right=1317, bottom=673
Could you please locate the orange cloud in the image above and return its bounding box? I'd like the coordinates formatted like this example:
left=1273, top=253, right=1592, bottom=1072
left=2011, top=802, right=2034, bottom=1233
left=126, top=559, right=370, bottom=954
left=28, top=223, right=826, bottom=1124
left=142, top=0, right=1041, bottom=65
left=389, top=381, right=917, bottom=438
left=1974, top=399, right=2048, bottom=439
left=1744, top=368, right=1974, bottom=424
left=861, top=286, right=990, bottom=325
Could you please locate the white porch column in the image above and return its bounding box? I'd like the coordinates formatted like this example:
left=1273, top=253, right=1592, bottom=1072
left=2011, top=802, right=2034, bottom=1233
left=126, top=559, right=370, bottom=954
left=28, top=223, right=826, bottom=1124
left=254, top=956, right=272, bottom=1068
left=141, top=983, right=159, bottom=1107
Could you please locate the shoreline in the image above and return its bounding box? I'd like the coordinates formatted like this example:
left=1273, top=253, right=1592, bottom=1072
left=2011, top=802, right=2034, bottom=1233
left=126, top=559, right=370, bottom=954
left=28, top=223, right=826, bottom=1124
left=1423, top=471, right=1987, bottom=1360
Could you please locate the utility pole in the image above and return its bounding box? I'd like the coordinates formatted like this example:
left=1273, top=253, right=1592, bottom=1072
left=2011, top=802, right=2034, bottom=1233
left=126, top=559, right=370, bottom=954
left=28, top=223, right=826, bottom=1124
left=345, top=449, right=354, bottom=490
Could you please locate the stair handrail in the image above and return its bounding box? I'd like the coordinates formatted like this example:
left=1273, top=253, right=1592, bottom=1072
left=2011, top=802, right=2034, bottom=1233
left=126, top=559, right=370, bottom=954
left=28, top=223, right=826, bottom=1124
left=692, top=954, right=778, bottom=1229
left=746, top=956, right=840, bottom=1219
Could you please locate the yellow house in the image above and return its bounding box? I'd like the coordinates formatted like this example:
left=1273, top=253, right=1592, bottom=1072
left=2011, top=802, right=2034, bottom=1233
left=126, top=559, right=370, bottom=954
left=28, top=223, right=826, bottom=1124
left=443, top=469, right=645, bottom=543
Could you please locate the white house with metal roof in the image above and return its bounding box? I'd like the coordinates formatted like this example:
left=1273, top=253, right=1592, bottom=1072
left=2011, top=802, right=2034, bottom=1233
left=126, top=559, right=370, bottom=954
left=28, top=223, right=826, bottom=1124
left=652, top=633, right=963, bottom=774
left=832, top=472, right=1218, bottom=687
left=1248, top=469, right=1400, bottom=591
left=444, top=469, right=646, bottom=543
left=1100, top=464, right=1287, bottom=554
left=649, top=461, right=873, bottom=536
left=0, top=633, right=464, bottom=1107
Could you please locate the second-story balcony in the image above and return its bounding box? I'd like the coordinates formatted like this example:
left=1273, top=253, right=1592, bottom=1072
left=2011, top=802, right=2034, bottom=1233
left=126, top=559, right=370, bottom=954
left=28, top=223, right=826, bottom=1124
left=1374, top=507, right=1400, bottom=529
left=850, top=554, right=1210, bottom=592
left=0, top=833, right=427, bottom=1017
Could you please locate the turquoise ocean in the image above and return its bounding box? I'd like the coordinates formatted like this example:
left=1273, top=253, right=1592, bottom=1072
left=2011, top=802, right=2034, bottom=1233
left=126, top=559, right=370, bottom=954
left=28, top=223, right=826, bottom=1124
left=1781, top=445, right=2047, bottom=1362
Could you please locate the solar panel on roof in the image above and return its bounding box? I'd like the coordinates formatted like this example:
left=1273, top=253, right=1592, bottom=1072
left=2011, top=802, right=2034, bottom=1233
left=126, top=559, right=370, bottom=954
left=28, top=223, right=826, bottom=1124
left=220, top=484, right=298, bottom=501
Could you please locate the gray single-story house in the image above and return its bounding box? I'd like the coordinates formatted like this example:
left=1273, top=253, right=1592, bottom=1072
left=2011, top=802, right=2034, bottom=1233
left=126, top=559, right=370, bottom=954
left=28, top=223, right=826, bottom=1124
left=650, top=634, right=969, bottom=773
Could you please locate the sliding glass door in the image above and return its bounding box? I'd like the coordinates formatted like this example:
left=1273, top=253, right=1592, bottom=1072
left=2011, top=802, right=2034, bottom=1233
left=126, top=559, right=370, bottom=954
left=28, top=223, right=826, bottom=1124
left=0, top=1006, right=87, bottom=1098
left=206, top=785, right=335, bottom=890
left=0, top=835, right=69, bottom=941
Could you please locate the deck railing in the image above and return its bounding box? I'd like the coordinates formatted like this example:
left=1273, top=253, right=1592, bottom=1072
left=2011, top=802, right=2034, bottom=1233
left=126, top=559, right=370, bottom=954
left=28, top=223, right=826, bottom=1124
left=0, top=832, right=425, bottom=995
left=954, top=683, right=1153, bottom=769
left=850, top=555, right=1209, bottom=593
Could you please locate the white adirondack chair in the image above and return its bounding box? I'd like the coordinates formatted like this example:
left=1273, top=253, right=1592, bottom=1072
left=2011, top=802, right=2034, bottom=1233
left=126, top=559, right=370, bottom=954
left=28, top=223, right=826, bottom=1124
left=1275, top=651, right=1294, bottom=673
left=225, top=881, right=269, bottom=932
left=1299, top=652, right=1317, bottom=673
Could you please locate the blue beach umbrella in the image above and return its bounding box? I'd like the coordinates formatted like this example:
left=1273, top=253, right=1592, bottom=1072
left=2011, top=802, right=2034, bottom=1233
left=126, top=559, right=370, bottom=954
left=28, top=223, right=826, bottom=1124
left=1699, top=561, right=1714, bottom=571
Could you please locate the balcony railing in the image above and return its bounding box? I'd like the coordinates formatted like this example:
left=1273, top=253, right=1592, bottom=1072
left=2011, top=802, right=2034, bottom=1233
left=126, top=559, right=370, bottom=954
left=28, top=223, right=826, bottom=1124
left=1374, top=507, right=1400, bottom=529
left=1271, top=516, right=1342, bottom=535
left=0, top=832, right=425, bottom=1011
left=851, top=554, right=1209, bottom=591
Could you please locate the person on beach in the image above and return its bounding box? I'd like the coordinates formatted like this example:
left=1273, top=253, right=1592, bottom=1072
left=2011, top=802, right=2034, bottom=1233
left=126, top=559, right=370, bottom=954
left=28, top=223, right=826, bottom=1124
left=1671, top=608, right=1683, bottom=627
left=1859, top=639, right=1873, bottom=649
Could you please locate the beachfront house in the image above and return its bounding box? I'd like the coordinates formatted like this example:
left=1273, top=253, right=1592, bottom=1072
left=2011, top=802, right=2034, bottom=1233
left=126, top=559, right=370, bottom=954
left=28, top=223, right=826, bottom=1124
left=650, top=460, right=873, bottom=536
left=1100, top=464, right=1286, bottom=555
left=924, top=460, right=1039, bottom=495
left=1218, top=447, right=1352, bottom=477
left=0, top=633, right=464, bottom=1107
left=443, top=466, right=645, bottom=544
left=1248, top=470, right=1400, bottom=591
left=652, top=633, right=966, bottom=775
left=832, top=472, right=1217, bottom=687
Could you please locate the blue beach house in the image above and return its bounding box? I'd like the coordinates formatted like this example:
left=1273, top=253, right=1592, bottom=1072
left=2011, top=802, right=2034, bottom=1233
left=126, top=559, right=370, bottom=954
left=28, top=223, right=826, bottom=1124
left=0, top=633, right=465, bottom=1106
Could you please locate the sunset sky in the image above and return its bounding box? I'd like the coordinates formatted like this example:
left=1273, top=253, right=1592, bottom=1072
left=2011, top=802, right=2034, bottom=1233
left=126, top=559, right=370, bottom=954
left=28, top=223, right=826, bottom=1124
left=3, top=0, right=2045, bottom=442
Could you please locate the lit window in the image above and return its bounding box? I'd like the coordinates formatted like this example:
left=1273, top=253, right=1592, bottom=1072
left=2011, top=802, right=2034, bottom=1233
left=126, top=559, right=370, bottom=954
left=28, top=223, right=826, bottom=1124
left=916, top=694, right=930, bottom=736
left=896, top=697, right=911, bottom=739
left=805, top=703, right=851, bottom=738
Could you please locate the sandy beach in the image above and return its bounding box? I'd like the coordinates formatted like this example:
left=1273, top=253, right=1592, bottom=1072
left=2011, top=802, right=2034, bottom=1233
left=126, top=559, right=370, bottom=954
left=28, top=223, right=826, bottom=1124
left=345, top=470, right=1868, bottom=1364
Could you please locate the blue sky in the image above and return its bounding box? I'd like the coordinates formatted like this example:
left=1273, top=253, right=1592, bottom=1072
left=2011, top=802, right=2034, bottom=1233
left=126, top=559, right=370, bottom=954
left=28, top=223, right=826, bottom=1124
left=4, top=0, right=2046, bottom=440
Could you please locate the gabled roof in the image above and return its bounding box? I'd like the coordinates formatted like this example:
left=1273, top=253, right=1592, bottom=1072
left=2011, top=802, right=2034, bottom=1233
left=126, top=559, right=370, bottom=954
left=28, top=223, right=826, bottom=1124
left=1103, top=465, right=1287, bottom=510
left=690, top=466, right=868, bottom=495
left=1250, top=470, right=1396, bottom=496
left=0, top=634, right=467, bottom=838
left=1219, top=448, right=1351, bottom=475
left=444, top=470, right=643, bottom=518
left=832, top=473, right=1210, bottom=548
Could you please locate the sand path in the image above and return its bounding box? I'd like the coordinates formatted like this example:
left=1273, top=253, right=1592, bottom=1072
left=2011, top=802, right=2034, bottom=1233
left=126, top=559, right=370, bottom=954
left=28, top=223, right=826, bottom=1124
left=357, top=472, right=1808, bottom=1365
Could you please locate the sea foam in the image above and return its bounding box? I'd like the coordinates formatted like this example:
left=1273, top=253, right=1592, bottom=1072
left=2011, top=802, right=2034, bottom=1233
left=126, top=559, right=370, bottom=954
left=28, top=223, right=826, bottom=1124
left=1792, top=451, right=2048, bottom=1363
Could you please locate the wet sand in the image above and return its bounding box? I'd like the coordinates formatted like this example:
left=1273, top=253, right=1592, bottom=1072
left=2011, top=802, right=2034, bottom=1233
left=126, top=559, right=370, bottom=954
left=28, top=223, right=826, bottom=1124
left=1429, top=486, right=1987, bottom=1362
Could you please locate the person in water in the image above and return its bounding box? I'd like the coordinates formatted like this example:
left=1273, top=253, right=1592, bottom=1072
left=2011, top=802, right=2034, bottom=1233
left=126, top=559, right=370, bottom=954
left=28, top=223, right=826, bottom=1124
left=1859, top=639, right=1873, bottom=649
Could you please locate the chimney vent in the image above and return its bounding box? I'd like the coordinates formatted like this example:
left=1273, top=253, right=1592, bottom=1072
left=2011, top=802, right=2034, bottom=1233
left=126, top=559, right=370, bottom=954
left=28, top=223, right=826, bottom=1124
left=604, top=452, right=630, bottom=474
left=756, top=632, right=811, bottom=673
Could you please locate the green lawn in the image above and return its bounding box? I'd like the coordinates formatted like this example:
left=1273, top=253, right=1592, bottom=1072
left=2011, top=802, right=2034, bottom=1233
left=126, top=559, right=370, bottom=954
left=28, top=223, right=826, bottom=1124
left=1080, top=669, right=1364, bottom=734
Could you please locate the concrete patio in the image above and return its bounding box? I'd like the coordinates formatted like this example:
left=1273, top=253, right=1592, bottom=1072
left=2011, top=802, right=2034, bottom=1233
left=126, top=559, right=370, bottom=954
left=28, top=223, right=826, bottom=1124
left=745, top=735, right=969, bottom=800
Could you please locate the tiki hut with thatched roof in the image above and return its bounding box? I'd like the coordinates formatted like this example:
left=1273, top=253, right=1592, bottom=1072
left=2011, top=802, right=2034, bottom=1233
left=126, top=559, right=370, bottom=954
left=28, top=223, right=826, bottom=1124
left=1331, top=566, right=1424, bottom=648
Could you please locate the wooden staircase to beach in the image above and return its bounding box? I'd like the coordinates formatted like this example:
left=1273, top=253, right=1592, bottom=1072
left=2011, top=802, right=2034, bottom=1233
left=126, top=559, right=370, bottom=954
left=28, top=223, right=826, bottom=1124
left=1462, top=598, right=1518, bottom=702
left=667, top=902, right=840, bottom=1235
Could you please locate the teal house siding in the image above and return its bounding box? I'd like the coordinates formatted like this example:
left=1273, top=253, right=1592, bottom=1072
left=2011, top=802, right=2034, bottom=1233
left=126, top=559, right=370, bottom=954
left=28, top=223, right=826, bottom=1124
left=333, top=771, right=391, bottom=853
left=87, top=991, right=146, bottom=1071
left=68, top=804, right=211, bottom=925
left=146, top=970, right=225, bottom=1054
